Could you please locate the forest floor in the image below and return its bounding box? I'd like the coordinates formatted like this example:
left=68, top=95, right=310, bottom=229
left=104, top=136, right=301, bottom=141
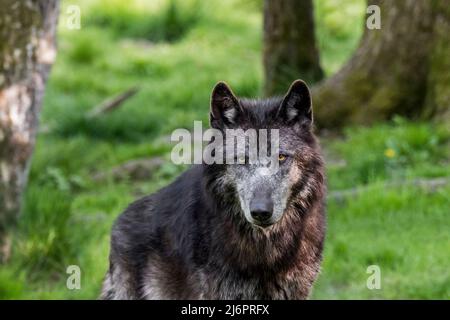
left=0, top=0, right=449, bottom=299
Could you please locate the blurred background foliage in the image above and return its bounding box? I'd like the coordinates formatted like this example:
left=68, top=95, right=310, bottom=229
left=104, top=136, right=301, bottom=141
left=0, top=0, right=448, bottom=299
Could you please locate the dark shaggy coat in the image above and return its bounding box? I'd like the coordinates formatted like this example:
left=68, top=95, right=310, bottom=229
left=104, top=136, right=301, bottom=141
left=101, top=80, right=326, bottom=299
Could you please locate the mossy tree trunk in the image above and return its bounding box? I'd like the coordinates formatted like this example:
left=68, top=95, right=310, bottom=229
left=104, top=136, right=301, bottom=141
left=263, top=0, right=323, bottom=96
left=313, top=0, right=450, bottom=129
left=0, top=0, right=59, bottom=262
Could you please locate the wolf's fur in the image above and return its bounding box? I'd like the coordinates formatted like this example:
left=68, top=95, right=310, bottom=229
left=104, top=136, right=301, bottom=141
left=101, top=80, right=326, bottom=300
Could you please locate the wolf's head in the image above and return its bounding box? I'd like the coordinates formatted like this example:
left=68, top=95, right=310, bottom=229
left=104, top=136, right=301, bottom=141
left=205, top=80, right=323, bottom=229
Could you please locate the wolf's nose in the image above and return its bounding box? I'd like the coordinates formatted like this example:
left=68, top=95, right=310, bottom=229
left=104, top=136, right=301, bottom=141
left=250, top=198, right=273, bottom=223
left=251, top=209, right=272, bottom=222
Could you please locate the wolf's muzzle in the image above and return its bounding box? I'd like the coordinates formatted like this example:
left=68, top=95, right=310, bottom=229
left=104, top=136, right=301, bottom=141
left=249, top=192, right=274, bottom=227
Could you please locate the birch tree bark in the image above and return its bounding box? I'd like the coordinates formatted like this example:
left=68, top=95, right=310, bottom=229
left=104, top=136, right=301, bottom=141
left=0, top=0, right=59, bottom=261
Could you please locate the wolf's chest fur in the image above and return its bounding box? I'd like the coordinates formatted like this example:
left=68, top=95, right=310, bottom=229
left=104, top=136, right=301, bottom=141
left=135, top=201, right=324, bottom=300
left=101, top=178, right=325, bottom=300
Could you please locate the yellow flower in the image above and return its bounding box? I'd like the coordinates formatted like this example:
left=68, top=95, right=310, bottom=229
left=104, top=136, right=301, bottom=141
left=384, top=148, right=396, bottom=158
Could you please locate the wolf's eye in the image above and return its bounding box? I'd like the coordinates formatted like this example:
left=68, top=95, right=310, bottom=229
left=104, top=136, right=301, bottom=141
left=278, top=154, right=287, bottom=162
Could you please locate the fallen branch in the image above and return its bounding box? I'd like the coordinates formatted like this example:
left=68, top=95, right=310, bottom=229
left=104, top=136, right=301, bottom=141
left=87, top=86, right=139, bottom=118
left=329, top=177, right=450, bottom=202
left=92, top=157, right=164, bottom=182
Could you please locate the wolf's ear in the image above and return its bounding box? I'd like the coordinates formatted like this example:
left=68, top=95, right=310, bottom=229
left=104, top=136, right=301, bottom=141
left=278, top=80, right=312, bottom=126
left=210, top=82, right=242, bottom=129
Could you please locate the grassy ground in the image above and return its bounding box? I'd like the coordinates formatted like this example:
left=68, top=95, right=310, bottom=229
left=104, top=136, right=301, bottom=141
left=0, top=0, right=449, bottom=299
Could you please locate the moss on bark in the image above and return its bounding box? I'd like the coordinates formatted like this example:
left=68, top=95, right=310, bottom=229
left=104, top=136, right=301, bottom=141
left=312, top=0, right=449, bottom=129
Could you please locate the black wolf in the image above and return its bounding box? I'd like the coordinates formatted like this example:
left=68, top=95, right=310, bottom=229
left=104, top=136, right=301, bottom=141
left=101, top=80, right=326, bottom=299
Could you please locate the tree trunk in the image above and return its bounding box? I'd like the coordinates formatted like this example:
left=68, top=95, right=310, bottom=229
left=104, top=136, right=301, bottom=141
left=263, top=0, right=323, bottom=96
left=0, top=1, right=59, bottom=262
left=313, top=0, right=450, bottom=129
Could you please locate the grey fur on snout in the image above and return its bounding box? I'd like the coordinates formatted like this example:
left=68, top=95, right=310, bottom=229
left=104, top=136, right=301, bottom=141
left=230, top=164, right=292, bottom=227
left=249, top=187, right=274, bottom=224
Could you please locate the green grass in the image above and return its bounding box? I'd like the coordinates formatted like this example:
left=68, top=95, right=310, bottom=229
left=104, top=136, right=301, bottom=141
left=86, top=0, right=203, bottom=43
left=326, top=117, right=450, bottom=190
left=0, top=0, right=448, bottom=299
left=313, top=184, right=450, bottom=299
